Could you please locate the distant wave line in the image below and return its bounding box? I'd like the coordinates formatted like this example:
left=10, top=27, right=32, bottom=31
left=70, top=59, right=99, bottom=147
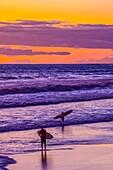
left=0, top=81, right=113, bottom=95
left=0, top=95, right=113, bottom=109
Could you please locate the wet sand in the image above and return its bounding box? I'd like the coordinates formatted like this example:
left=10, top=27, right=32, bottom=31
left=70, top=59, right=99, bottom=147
left=8, top=144, right=113, bottom=170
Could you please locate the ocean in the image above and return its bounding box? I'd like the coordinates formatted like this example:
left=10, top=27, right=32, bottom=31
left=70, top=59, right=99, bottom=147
left=0, top=64, right=113, bottom=166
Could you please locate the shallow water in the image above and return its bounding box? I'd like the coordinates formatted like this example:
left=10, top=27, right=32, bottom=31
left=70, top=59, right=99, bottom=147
left=0, top=100, right=113, bottom=155
left=0, top=99, right=113, bottom=133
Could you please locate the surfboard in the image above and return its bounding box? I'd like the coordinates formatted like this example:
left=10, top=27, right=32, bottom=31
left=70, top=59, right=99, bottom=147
left=54, top=109, right=73, bottom=119
left=37, top=131, right=53, bottom=139
left=46, top=132, right=53, bottom=139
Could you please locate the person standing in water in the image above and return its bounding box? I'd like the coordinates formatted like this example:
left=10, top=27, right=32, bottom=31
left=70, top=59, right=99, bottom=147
left=60, top=112, right=64, bottom=122
left=38, top=126, right=47, bottom=151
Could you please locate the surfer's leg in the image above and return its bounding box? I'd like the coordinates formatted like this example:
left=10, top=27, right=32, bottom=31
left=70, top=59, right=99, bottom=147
left=41, top=138, right=43, bottom=150
left=44, top=143, right=46, bottom=151
left=44, top=138, right=46, bottom=151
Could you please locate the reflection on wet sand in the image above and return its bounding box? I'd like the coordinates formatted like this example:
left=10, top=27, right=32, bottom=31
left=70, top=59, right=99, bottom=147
left=61, top=125, right=64, bottom=133
left=41, top=150, right=47, bottom=170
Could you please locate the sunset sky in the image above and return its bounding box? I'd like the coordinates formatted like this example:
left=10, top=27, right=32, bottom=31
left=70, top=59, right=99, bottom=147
left=0, top=0, right=113, bottom=64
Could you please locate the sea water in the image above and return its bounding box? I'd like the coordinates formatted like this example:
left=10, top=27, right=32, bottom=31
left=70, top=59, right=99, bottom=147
left=0, top=64, right=113, bottom=163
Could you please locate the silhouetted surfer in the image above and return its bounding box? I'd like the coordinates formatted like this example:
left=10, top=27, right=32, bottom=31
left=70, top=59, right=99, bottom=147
left=60, top=112, right=64, bottom=122
left=54, top=110, right=73, bottom=122
left=38, top=126, right=47, bottom=151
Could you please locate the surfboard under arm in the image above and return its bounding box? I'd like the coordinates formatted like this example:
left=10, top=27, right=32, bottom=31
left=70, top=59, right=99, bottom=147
left=37, top=131, right=53, bottom=139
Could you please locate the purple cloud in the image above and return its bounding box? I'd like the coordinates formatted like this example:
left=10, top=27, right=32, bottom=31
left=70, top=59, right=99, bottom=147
left=0, top=20, right=113, bottom=48
left=0, top=20, right=61, bottom=28
left=16, top=20, right=61, bottom=26
left=78, top=57, right=113, bottom=64
left=0, top=47, right=70, bottom=56
left=0, top=21, right=12, bottom=25
left=77, top=24, right=113, bottom=28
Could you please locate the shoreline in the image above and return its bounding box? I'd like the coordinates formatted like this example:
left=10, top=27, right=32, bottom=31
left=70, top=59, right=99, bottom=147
left=1, top=121, right=113, bottom=169
left=8, top=144, right=113, bottom=170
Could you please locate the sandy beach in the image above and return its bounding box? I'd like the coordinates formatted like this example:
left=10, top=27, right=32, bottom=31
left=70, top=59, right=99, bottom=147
left=1, top=121, right=113, bottom=170
left=8, top=144, right=113, bottom=170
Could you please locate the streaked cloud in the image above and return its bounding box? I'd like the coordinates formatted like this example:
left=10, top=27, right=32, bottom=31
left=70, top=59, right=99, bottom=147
left=0, top=20, right=62, bottom=27
left=78, top=57, right=113, bottom=64
left=77, top=24, right=113, bottom=29
left=14, top=59, right=30, bottom=64
left=16, top=20, right=61, bottom=26
left=0, top=47, right=70, bottom=56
